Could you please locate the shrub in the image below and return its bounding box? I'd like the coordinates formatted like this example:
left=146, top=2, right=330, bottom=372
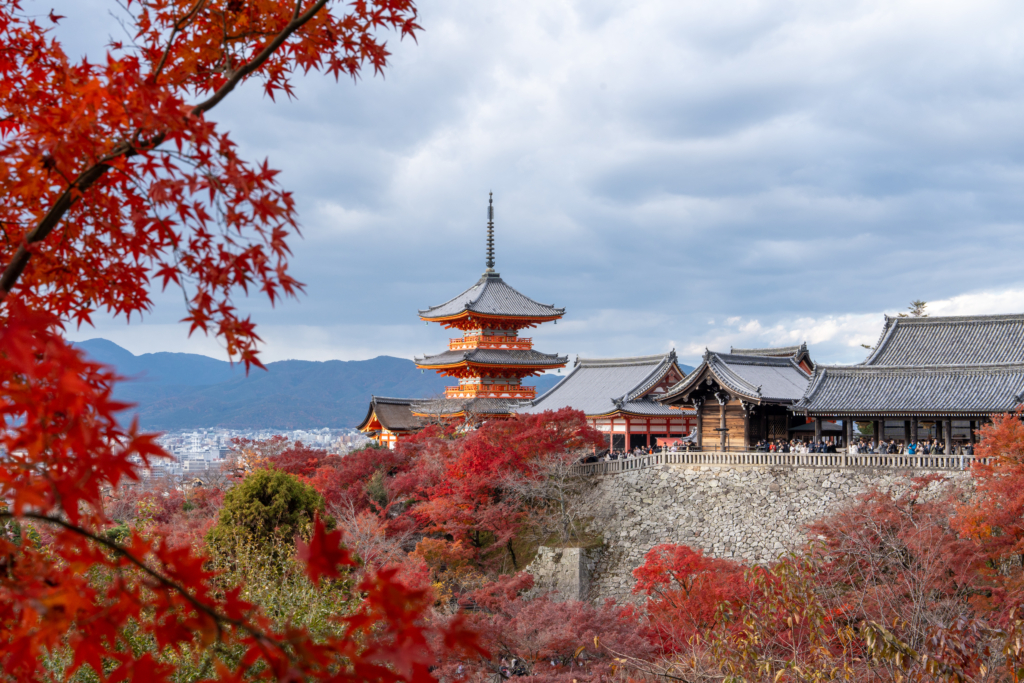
left=207, top=469, right=326, bottom=548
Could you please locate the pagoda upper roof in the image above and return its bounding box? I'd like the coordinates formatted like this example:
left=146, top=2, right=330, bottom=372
left=419, top=272, right=564, bottom=322
left=416, top=347, right=568, bottom=369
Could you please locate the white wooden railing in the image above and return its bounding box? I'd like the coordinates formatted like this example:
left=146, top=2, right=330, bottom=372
left=572, top=450, right=987, bottom=476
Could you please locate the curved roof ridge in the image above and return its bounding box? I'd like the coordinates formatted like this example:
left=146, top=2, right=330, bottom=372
left=729, top=344, right=802, bottom=357
left=417, top=275, right=488, bottom=316
left=707, top=353, right=761, bottom=397
left=792, top=367, right=827, bottom=409
left=624, top=351, right=679, bottom=401
left=885, top=313, right=1024, bottom=324
left=576, top=352, right=674, bottom=368
left=370, top=395, right=430, bottom=405
left=861, top=316, right=899, bottom=365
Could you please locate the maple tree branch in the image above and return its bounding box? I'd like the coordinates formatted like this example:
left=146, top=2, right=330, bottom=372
left=153, top=0, right=209, bottom=81
left=191, top=0, right=330, bottom=116
left=0, top=0, right=330, bottom=303
left=4, top=512, right=288, bottom=655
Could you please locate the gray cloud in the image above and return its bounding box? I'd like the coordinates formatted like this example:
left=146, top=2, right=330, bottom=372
left=41, top=0, right=1024, bottom=368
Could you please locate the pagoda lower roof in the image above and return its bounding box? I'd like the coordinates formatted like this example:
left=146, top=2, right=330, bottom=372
left=419, top=272, right=564, bottom=322
left=416, top=348, right=568, bottom=369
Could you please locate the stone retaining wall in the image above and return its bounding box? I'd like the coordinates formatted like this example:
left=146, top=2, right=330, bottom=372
left=570, top=463, right=962, bottom=601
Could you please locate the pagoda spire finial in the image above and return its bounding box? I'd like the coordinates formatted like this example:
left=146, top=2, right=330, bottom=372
left=485, top=192, right=496, bottom=274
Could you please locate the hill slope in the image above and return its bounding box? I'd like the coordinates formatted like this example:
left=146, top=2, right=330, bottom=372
left=74, top=339, right=562, bottom=430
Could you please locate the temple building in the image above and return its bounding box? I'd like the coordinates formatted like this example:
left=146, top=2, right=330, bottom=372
left=656, top=344, right=814, bottom=451
left=519, top=352, right=695, bottom=450
left=791, top=313, right=1024, bottom=453
left=355, top=396, right=427, bottom=449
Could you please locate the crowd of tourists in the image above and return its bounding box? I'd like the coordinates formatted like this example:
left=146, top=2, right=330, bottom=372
left=848, top=439, right=975, bottom=455
left=580, top=438, right=977, bottom=463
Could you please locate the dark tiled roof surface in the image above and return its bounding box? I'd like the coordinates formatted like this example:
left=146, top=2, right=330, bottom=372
left=416, top=348, right=568, bottom=367
left=660, top=351, right=812, bottom=403
left=419, top=272, right=564, bottom=320
left=520, top=352, right=693, bottom=417
left=864, top=314, right=1024, bottom=366
left=412, top=397, right=516, bottom=417
left=356, top=396, right=429, bottom=431
left=792, top=364, right=1024, bottom=415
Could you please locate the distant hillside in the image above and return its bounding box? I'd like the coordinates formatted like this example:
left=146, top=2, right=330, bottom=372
left=74, top=339, right=562, bottom=430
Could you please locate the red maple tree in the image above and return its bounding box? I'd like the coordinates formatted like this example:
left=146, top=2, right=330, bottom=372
left=632, top=543, right=748, bottom=653
left=0, top=1, right=485, bottom=679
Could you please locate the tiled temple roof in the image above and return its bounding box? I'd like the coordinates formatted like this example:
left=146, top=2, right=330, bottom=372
left=793, top=313, right=1024, bottom=416
left=659, top=350, right=812, bottom=404
left=863, top=314, right=1024, bottom=366
left=519, top=352, right=693, bottom=417
left=791, top=364, right=1024, bottom=416
left=416, top=348, right=568, bottom=368
left=419, top=273, right=564, bottom=321
left=356, top=396, right=429, bottom=432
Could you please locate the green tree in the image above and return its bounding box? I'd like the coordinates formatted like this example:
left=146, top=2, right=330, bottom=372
left=898, top=300, right=928, bottom=318
left=207, top=469, right=326, bottom=547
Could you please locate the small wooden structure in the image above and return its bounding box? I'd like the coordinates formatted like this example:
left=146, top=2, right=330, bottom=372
left=656, top=344, right=814, bottom=451
left=356, top=396, right=427, bottom=449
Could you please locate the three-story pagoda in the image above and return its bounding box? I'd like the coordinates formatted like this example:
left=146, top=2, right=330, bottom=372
left=413, top=195, right=568, bottom=421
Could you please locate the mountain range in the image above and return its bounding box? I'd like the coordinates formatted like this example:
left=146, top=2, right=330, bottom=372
left=75, top=339, right=563, bottom=430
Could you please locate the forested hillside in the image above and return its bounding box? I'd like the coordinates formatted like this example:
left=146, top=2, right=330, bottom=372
left=76, top=339, right=562, bottom=429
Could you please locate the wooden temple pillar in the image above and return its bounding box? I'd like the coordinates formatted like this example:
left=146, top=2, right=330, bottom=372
left=814, top=417, right=822, bottom=443
left=911, top=417, right=919, bottom=444
left=845, top=419, right=854, bottom=450
left=903, top=420, right=911, bottom=445
left=742, top=403, right=752, bottom=451
left=872, top=420, right=880, bottom=448
left=718, top=396, right=727, bottom=451
left=944, top=418, right=952, bottom=455
left=969, top=420, right=976, bottom=445
left=694, top=399, right=704, bottom=450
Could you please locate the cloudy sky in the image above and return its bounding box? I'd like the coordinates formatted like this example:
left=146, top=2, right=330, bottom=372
left=45, top=0, right=1024, bottom=369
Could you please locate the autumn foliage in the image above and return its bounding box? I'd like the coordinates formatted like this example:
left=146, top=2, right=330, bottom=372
left=0, top=0, right=498, bottom=680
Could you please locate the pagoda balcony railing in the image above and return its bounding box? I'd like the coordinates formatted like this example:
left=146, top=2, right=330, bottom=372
left=449, top=336, right=533, bottom=351
left=445, top=385, right=536, bottom=399
left=572, top=450, right=989, bottom=476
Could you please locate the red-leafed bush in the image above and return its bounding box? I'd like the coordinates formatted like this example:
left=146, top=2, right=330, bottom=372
left=632, top=543, right=748, bottom=653
left=442, top=573, right=653, bottom=683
